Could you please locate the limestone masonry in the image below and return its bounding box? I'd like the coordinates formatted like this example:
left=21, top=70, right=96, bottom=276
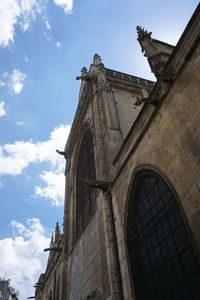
left=35, top=4, right=200, bottom=300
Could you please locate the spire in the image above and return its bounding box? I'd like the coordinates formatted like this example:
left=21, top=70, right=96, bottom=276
left=136, top=26, right=152, bottom=54
left=136, top=26, right=152, bottom=42
left=136, top=26, right=174, bottom=78
left=93, top=53, right=102, bottom=65
left=55, top=222, right=60, bottom=244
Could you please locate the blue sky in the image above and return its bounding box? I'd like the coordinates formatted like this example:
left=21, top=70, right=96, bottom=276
left=0, top=0, right=199, bottom=298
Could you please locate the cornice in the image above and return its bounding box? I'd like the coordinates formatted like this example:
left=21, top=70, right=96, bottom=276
left=105, top=68, right=155, bottom=89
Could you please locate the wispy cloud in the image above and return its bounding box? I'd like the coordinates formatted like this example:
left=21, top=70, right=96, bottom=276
left=24, top=54, right=29, bottom=62
left=35, top=171, right=65, bottom=206
left=56, top=41, right=62, bottom=48
left=0, top=0, right=73, bottom=47
left=16, top=121, right=24, bottom=126
left=0, top=70, right=26, bottom=95
left=0, top=101, right=6, bottom=117
left=0, top=0, right=44, bottom=47
left=0, top=124, right=70, bottom=176
left=44, top=18, right=51, bottom=30
left=0, top=218, right=50, bottom=300
left=8, top=69, right=27, bottom=94
left=20, top=21, right=29, bottom=32
left=44, top=32, right=51, bottom=41
left=53, top=0, right=73, bottom=14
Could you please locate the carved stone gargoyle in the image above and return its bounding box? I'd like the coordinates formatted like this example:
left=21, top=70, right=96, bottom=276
left=76, top=67, right=91, bottom=81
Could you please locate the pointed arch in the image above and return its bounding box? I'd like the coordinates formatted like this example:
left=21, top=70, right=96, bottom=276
left=126, top=167, right=200, bottom=300
left=75, top=127, right=96, bottom=239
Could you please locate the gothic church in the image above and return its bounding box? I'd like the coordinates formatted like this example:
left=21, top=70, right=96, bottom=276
left=35, top=4, right=200, bottom=300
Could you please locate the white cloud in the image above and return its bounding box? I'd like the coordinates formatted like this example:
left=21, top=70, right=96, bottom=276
left=20, top=21, right=29, bottom=31
left=0, top=70, right=26, bottom=94
left=0, top=124, right=71, bottom=175
left=16, top=121, right=24, bottom=126
left=0, top=0, right=44, bottom=47
left=0, top=101, right=6, bottom=117
left=0, top=181, right=3, bottom=188
left=0, top=124, right=70, bottom=205
left=8, top=69, right=26, bottom=94
left=45, top=19, right=51, bottom=30
left=56, top=41, right=62, bottom=48
left=35, top=171, right=65, bottom=206
left=0, top=0, right=73, bottom=47
left=20, top=0, right=44, bottom=16
left=53, top=0, right=73, bottom=14
left=0, top=0, right=21, bottom=47
left=44, top=32, right=51, bottom=41
left=0, top=218, right=50, bottom=300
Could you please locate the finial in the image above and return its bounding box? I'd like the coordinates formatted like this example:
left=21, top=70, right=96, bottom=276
left=136, top=26, right=152, bottom=41
left=93, top=53, right=102, bottom=65
left=55, top=222, right=60, bottom=244
left=55, top=222, right=60, bottom=234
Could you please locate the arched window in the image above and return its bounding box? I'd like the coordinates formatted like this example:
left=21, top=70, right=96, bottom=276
left=76, top=129, right=96, bottom=239
left=127, top=170, right=200, bottom=300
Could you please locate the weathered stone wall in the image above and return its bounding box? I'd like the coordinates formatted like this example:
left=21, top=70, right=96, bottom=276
left=67, top=206, right=102, bottom=299
left=65, top=96, right=123, bottom=300
left=113, top=87, right=142, bottom=139
left=65, top=41, right=200, bottom=299
left=67, top=194, right=111, bottom=300
left=110, top=41, right=200, bottom=300
left=36, top=255, right=63, bottom=300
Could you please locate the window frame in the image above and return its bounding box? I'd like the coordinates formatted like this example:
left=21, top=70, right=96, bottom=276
left=75, top=128, right=96, bottom=240
left=125, top=166, right=200, bottom=300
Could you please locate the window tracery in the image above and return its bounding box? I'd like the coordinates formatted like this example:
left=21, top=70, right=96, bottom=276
left=127, top=170, right=200, bottom=300
left=75, top=129, right=96, bottom=239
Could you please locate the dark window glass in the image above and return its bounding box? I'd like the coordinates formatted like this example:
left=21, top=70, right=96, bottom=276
left=127, top=171, right=200, bottom=300
left=76, top=129, right=96, bottom=239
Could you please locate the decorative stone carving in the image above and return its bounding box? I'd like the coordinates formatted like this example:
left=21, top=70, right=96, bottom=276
left=97, top=73, right=111, bottom=92
left=135, top=95, right=162, bottom=106
left=76, top=67, right=91, bottom=81
left=136, top=26, right=152, bottom=42
left=136, top=26, right=175, bottom=79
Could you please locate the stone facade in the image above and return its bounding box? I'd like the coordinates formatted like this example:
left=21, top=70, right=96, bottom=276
left=0, top=279, right=19, bottom=300
left=35, top=223, right=63, bottom=300
left=35, top=4, right=200, bottom=300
